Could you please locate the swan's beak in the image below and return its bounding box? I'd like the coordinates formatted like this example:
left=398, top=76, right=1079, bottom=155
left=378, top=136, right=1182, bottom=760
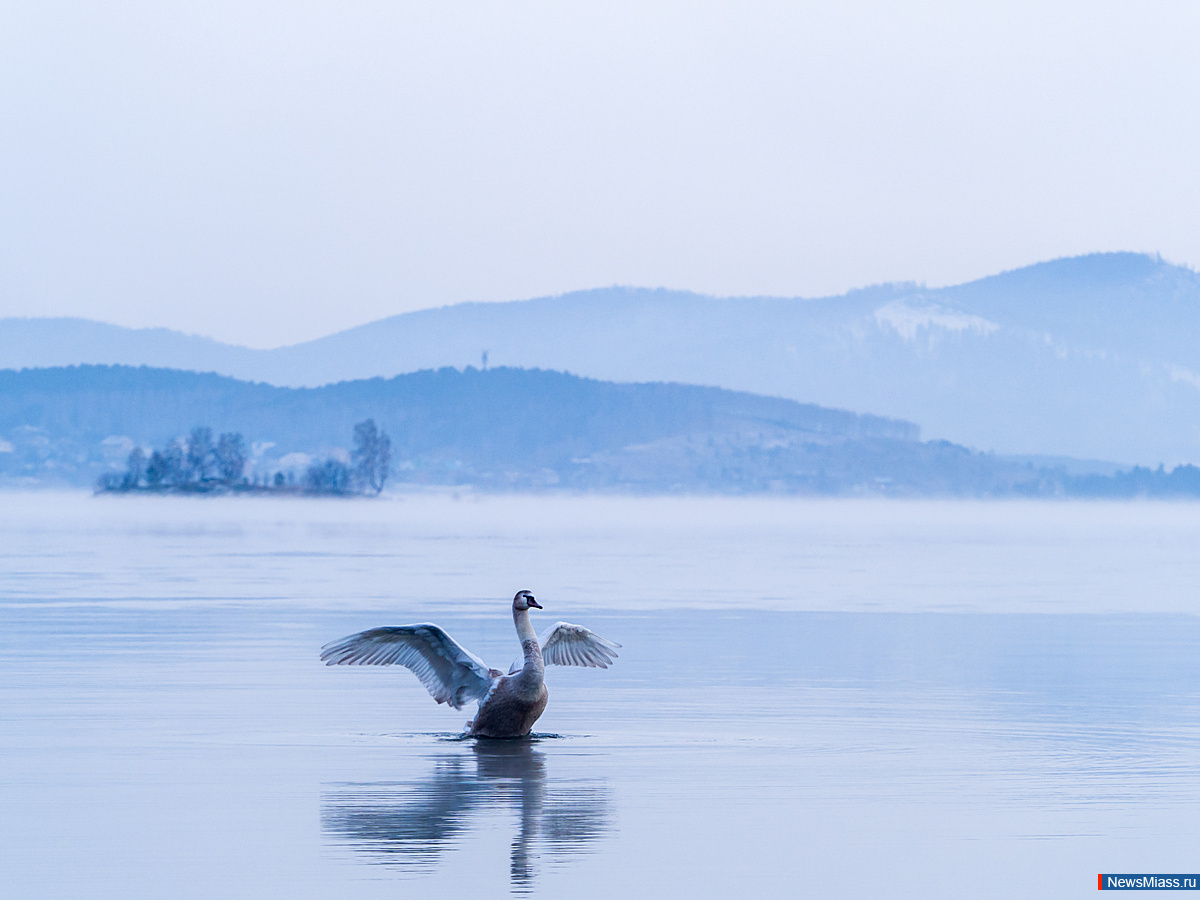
left=527, top=597, right=542, bottom=609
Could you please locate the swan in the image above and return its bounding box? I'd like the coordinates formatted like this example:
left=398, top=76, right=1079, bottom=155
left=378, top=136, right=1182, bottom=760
left=320, top=590, right=620, bottom=737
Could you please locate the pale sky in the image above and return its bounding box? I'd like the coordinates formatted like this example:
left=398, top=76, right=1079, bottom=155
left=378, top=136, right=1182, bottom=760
left=2, top=1, right=1198, bottom=348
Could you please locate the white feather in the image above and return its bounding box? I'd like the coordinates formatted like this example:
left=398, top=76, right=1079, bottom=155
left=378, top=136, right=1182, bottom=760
left=320, top=624, right=497, bottom=710
left=540, top=622, right=621, bottom=668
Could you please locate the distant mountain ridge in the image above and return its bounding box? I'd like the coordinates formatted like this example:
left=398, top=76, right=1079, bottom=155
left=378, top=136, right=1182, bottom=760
left=4, top=252, right=1200, bottom=464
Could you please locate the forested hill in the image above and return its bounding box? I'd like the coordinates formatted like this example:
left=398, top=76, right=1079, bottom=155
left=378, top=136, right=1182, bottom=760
left=1, top=362, right=915, bottom=449
left=0, top=363, right=1156, bottom=496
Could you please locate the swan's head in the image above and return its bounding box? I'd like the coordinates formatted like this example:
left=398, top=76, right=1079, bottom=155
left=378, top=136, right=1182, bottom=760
left=513, top=590, right=542, bottom=611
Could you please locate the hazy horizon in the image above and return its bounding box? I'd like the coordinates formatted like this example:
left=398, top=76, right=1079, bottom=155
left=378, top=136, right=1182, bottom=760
left=4, top=3, right=1200, bottom=348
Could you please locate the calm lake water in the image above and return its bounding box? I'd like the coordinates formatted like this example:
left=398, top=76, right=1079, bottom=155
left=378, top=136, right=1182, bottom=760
left=2, top=492, right=1199, bottom=898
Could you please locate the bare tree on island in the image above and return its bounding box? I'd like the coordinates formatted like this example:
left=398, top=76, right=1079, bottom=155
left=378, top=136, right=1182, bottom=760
left=144, top=449, right=167, bottom=487
left=352, top=418, right=392, bottom=495
left=143, top=442, right=183, bottom=487
left=123, top=447, right=146, bottom=490
left=215, top=432, right=247, bottom=485
left=186, top=427, right=216, bottom=483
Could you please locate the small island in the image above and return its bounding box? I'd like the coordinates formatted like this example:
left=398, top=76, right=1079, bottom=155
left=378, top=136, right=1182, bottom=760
left=97, top=418, right=391, bottom=497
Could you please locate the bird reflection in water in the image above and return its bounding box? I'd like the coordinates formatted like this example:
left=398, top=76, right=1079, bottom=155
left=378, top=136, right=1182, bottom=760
left=322, top=738, right=612, bottom=892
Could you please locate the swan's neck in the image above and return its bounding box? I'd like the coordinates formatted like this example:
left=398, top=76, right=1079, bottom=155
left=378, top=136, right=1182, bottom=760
left=513, top=607, right=544, bottom=684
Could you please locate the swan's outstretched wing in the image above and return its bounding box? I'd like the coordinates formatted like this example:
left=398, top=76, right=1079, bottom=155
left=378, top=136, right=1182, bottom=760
left=320, top=624, right=496, bottom=709
left=539, top=622, right=621, bottom=668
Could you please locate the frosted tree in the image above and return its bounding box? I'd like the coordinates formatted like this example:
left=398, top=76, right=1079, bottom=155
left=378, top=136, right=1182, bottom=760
left=351, top=418, right=392, bottom=495
left=215, top=432, right=247, bottom=485
left=186, top=427, right=215, bottom=482
left=123, top=447, right=146, bottom=490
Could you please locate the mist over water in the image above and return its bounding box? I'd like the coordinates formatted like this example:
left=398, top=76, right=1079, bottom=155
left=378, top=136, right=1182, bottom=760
left=2, top=493, right=1199, bottom=898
